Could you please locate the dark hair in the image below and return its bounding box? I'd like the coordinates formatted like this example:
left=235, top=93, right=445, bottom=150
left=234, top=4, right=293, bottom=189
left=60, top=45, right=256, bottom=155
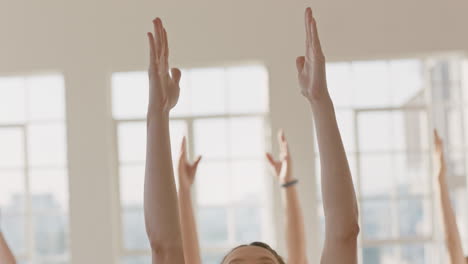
left=222, top=241, right=285, bottom=264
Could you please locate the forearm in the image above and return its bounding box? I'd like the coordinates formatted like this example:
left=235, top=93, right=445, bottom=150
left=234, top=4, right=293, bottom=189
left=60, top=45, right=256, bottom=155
left=282, top=185, right=308, bottom=264
left=178, top=189, right=202, bottom=264
left=144, top=112, right=184, bottom=263
left=0, top=233, right=16, bottom=264
left=438, top=175, right=466, bottom=264
left=310, top=97, right=359, bottom=238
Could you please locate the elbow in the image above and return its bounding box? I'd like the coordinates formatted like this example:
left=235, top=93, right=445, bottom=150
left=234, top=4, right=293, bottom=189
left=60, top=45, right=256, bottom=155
left=149, top=239, right=184, bottom=261
left=327, top=220, right=360, bottom=243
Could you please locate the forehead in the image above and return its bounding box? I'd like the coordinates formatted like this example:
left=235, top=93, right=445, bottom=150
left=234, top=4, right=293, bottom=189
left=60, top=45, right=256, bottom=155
left=224, top=246, right=279, bottom=264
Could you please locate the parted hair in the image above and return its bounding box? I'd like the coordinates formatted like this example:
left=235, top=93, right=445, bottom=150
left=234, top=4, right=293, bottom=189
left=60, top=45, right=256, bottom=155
left=222, top=241, right=285, bottom=264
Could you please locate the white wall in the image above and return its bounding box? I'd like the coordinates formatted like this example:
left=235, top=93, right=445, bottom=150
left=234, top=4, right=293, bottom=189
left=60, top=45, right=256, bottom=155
left=1, top=0, right=468, bottom=263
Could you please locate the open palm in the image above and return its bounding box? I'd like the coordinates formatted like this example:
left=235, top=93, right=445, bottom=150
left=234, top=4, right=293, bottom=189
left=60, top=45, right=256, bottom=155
left=266, top=130, right=293, bottom=185
left=147, top=18, right=182, bottom=113
left=296, top=8, right=329, bottom=102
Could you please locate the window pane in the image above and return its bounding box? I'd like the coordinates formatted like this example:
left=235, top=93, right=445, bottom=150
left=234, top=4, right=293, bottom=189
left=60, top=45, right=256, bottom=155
left=230, top=117, right=265, bottom=158
left=27, top=75, right=65, bottom=121
left=395, top=153, right=430, bottom=196
left=234, top=207, right=261, bottom=243
left=0, top=170, right=24, bottom=210
left=190, top=68, right=226, bottom=115
left=202, top=253, right=225, bottom=264
left=121, top=256, right=151, bottom=264
left=198, top=207, right=228, bottom=246
left=389, top=60, right=423, bottom=106
left=353, top=61, right=391, bottom=107
left=231, top=160, right=265, bottom=204
left=326, top=63, right=354, bottom=108
left=0, top=128, right=24, bottom=168
left=358, top=112, right=392, bottom=152
left=196, top=162, right=230, bottom=206
left=362, top=199, right=393, bottom=239
left=120, top=165, right=144, bottom=207
left=122, top=206, right=149, bottom=250
left=0, top=213, right=26, bottom=255
left=400, top=244, right=428, bottom=264
left=30, top=168, right=68, bottom=212
left=362, top=246, right=396, bottom=264
left=118, top=122, right=146, bottom=163
left=393, top=111, right=429, bottom=152
left=227, top=66, right=268, bottom=113
left=0, top=77, right=26, bottom=124
left=360, top=154, right=393, bottom=198
left=33, top=213, right=68, bottom=256
left=398, top=198, right=431, bottom=237
left=28, top=124, right=67, bottom=167
left=194, top=119, right=228, bottom=159
left=112, top=72, right=148, bottom=119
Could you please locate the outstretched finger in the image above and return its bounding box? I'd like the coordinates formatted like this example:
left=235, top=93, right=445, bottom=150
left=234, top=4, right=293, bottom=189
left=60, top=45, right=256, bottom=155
left=152, top=19, right=161, bottom=61
left=147, top=32, right=156, bottom=67
left=309, top=10, right=324, bottom=57
left=162, top=28, right=169, bottom=72
left=277, top=130, right=289, bottom=152
left=266, top=153, right=277, bottom=166
left=179, top=137, right=187, bottom=158
left=193, top=156, right=202, bottom=167
left=304, top=8, right=313, bottom=59
left=171, top=68, right=182, bottom=85
left=296, top=56, right=305, bottom=73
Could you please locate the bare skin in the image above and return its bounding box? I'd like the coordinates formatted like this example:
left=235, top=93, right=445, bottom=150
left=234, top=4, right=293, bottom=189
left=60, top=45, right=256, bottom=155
left=434, top=130, right=467, bottom=264
left=266, top=131, right=308, bottom=264
left=297, top=7, right=360, bottom=264
left=177, top=137, right=202, bottom=264
left=0, top=232, right=16, bottom=264
left=144, top=17, right=185, bottom=264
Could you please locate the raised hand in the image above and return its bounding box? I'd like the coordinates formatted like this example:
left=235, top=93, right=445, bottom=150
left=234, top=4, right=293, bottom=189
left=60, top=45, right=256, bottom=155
left=266, top=130, right=294, bottom=185
left=296, top=8, right=329, bottom=103
left=147, top=18, right=182, bottom=114
left=434, top=130, right=447, bottom=177
left=178, top=137, right=202, bottom=191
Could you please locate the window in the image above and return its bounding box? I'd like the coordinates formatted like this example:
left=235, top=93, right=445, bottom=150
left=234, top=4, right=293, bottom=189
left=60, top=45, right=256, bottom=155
left=112, top=65, right=272, bottom=264
left=316, top=58, right=468, bottom=264
left=0, top=74, right=69, bottom=264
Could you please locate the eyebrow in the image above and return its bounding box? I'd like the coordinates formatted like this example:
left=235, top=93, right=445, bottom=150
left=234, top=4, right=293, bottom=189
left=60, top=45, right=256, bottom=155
left=228, top=258, right=245, bottom=264
left=258, top=256, right=275, bottom=261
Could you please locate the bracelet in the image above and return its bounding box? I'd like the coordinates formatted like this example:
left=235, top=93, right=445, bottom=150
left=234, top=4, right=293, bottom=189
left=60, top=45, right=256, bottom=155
left=282, top=179, right=298, bottom=188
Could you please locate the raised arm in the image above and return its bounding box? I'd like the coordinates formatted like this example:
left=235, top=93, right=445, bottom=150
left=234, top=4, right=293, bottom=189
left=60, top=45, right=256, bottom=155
left=296, top=8, right=359, bottom=264
left=144, top=18, right=185, bottom=264
left=266, top=131, right=308, bottom=264
left=177, top=137, right=203, bottom=264
left=0, top=232, right=16, bottom=264
left=434, top=131, right=466, bottom=264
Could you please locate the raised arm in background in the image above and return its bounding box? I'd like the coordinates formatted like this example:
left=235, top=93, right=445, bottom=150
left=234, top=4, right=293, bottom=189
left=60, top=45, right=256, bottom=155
left=296, top=7, right=359, bottom=264
left=266, top=130, right=308, bottom=264
left=144, top=17, right=185, bottom=264
left=434, top=130, right=467, bottom=264
left=0, top=230, right=16, bottom=264
left=177, top=137, right=203, bottom=264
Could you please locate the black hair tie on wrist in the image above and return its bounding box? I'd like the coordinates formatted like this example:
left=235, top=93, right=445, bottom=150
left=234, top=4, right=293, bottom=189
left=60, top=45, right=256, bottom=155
left=282, top=179, right=298, bottom=188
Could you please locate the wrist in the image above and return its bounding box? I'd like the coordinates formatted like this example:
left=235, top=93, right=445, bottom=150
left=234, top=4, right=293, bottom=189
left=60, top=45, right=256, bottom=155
left=147, top=110, right=169, bottom=123
left=281, top=179, right=298, bottom=188
left=308, top=94, right=333, bottom=110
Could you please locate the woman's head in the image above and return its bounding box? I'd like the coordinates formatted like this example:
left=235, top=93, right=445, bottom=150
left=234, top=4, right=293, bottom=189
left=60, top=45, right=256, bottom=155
left=222, top=242, right=285, bottom=264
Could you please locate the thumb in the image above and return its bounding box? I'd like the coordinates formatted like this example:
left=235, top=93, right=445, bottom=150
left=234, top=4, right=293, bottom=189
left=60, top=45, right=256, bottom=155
left=171, top=68, right=182, bottom=84
left=296, top=56, right=305, bottom=73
